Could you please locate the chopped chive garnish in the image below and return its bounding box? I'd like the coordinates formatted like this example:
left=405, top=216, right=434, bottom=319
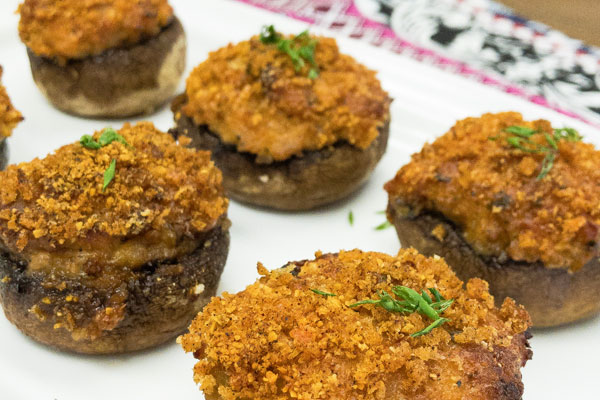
left=98, top=128, right=129, bottom=147
left=259, top=25, right=279, bottom=44
left=310, top=289, right=337, bottom=297
left=80, top=128, right=130, bottom=150
left=80, top=128, right=131, bottom=193
left=375, top=221, right=392, bottom=230
left=411, top=317, right=450, bottom=337
left=537, top=152, right=556, bottom=180
left=348, top=210, right=354, bottom=226
left=504, top=126, right=537, bottom=137
left=102, top=159, right=116, bottom=192
left=80, top=135, right=101, bottom=150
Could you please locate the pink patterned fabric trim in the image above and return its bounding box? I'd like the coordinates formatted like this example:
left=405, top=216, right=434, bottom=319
left=235, top=0, right=590, bottom=125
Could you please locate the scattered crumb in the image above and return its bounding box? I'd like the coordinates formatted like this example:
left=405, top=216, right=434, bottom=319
left=431, top=224, right=446, bottom=242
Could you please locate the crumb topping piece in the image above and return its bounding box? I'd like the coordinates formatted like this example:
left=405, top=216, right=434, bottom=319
left=18, top=0, right=173, bottom=62
left=181, top=249, right=531, bottom=400
left=0, top=122, right=227, bottom=253
left=385, top=112, right=600, bottom=271
left=181, top=33, right=390, bottom=162
left=0, top=67, right=23, bottom=138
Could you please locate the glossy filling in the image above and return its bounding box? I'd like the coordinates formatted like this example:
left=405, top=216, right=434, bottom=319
left=10, top=229, right=200, bottom=276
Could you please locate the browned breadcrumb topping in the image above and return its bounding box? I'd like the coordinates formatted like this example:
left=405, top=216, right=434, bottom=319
left=18, top=0, right=173, bottom=62
left=181, top=249, right=531, bottom=400
left=180, top=34, right=390, bottom=162
left=385, top=112, right=600, bottom=271
left=0, top=122, right=227, bottom=254
left=0, top=66, right=23, bottom=138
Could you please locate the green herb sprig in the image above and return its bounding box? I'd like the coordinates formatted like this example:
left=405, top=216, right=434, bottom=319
left=103, top=159, right=116, bottom=192
left=80, top=128, right=131, bottom=192
left=349, top=286, right=453, bottom=337
left=80, top=135, right=102, bottom=150
left=260, top=25, right=319, bottom=79
left=348, top=211, right=354, bottom=226
left=80, top=128, right=129, bottom=149
left=375, top=220, right=392, bottom=230
left=310, top=288, right=337, bottom=297
left=492, top=125, right=582, bottom=180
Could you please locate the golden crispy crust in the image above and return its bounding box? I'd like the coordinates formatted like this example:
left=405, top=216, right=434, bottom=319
left=180, top=249, right=531, bottom=400
left=18, top=0, right=173, bottom=62
left=0, top=122, right=228, bottom=255
left=181, top=34, right=390, bottom=162
left=0, top=66, right=23, bottom=138
left=385, top=112, right=600, bottom=271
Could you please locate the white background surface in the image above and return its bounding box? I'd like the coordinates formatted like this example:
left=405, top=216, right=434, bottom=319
left=1, top=0, right=599, bottom=398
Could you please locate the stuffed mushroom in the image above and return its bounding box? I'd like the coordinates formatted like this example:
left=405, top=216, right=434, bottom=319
left=18, top=0, right=186, bottom=118
left=0, top=122, right=229, bottom=354
left=180, top=249, right=532, bottom=399
left=171, top=26, right=390, bottom=210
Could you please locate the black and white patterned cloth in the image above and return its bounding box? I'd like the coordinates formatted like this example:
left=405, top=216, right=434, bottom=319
left=355, top=0, right=600, bottom=125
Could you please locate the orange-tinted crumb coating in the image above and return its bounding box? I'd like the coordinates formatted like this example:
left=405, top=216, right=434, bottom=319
left=181, top=34, right=390, bottom=162
left=386, top=112, right=600, bottom=271
left=0, top=67, right=23, bottom=138
left=181, top=249, right=531, bottom=400
left=18, top=0, right=173, bottom=62
left=0, top=122, right=227, bottom=255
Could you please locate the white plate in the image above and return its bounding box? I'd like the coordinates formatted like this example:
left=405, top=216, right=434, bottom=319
left=1, top=1, right=599, bottom=398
